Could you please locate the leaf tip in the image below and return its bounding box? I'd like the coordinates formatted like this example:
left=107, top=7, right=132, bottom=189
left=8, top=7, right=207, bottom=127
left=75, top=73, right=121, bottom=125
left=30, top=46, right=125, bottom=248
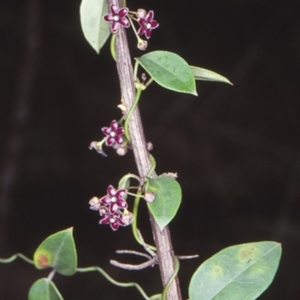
left=92, top=44, right=100, bottom=54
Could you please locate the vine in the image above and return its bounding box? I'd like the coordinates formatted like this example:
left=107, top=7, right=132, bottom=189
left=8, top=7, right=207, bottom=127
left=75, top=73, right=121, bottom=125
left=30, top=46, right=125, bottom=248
left=0, top=1, right=282, bottom=299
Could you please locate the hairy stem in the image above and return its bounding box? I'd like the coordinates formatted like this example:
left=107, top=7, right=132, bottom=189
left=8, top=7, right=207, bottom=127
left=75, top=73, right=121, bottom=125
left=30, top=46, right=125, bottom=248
left=107, top=1, right=182, bottom=299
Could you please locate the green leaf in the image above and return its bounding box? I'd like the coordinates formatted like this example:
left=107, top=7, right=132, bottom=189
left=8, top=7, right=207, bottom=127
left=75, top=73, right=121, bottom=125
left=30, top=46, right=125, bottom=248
left=136, top=51, right=197, bottom=95
left=80, top=0, right=110, bottom=53
left=146, top=175, right=182, bottom=230
left=190, top=66, right=232, bottom=85
left=33, top=228, right=77, bottom=276
left=28, top=278, right=63, bottom=300
left=189, top=241, right=282, bottom=300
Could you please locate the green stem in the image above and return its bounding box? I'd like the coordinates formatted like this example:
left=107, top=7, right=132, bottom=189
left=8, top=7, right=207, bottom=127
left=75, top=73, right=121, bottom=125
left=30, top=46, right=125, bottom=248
left=144, top=77, right=154, bottom=88
left=0, top=253, right=34, bottom=265
left=146, top=154, right=156, bottom=178
left=128, top=17, right=143, bottom=45
left=132, top=191, right=156, bottom=251
left=124, top=87, right=142, bottom=142
left=161, top=257, right=180, bottom=300
left=76, top=266, right=151, bottom=300
left=110, top=34, right=116, bottom=61
left=133, top=60, right=139, bottom=82
left=131, top=154, right=156, bottom=250
left=132, top=192, right=141, bottom=243
left=142, top=154, right=156, bottom=195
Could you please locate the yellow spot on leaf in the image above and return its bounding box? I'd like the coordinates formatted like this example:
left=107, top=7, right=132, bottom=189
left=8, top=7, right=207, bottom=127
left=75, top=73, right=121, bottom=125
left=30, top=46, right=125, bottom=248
left=211, top=264, right=223, bottom=278
left=37, top=253, right=50, bottom=268
left=239, top=246, right=257, bottom=263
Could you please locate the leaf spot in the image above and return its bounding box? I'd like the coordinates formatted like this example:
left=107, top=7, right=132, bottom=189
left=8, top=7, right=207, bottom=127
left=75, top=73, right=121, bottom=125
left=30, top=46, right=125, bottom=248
left=211, top=264, right=223, bottom=278
left=239, top=246, right=256, bottom=263
left=37, top=253, right=50, bottom=268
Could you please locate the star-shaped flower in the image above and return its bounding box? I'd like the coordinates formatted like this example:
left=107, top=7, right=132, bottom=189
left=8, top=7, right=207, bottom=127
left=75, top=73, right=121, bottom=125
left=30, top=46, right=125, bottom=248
left=102, top=120, right=124, bottom=147
left=104, top=4, right=130, bottom=33
left=100, top=185, right=128, bottom=213
left=137, top=10, right=159, bottom=39
left=99, top=210, right=126, bottom=231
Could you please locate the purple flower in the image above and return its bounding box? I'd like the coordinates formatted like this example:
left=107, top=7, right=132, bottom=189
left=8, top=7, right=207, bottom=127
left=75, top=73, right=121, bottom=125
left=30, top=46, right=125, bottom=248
left=100, top=185, right=128, bottom=213
left=104, top=4, right=130, bottom=33
left=102, top=120, right=124, bottom=147
left=137, top=10, right=159, bottom=39
left=99, top=210, right=126, bottom=231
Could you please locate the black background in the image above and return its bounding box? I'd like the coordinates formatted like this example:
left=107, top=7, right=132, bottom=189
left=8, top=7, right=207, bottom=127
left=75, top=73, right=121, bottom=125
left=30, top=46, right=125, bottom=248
left=0, top=0, right=300, bottom=299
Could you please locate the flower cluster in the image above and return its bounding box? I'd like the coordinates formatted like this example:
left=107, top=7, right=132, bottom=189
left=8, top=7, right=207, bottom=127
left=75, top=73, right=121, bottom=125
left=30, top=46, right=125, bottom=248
left=89, top=185, right=133, bottom=231
left=104, top=4, right=159, bottom=43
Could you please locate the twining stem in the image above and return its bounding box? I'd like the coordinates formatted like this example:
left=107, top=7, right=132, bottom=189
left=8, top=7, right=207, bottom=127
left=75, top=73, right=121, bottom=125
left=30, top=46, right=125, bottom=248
left=162, top=257, right=180, bottom=300
left=77, top=267, right=151, bottom=300
left=0, top=253, right=34, bottom=265
left=107, top=1, right=182, bottom=299
left=110, top=34, right=116, bottom=61
left=124, top=86, right=142, bottom=142
left=132, top=191, right=156, bottom=252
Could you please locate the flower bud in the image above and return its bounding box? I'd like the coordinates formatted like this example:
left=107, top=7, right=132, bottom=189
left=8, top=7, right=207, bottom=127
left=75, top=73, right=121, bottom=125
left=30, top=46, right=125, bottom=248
left=136, top=9, right=146, bottom=18
left=137, top=39, right=148, bottom=51
left=161, top=172, right=178, bottom=179
left=117, top=103, right=127, bottom=113
left=99, top=205, right=108, bottom=216
left=146, top=142, right=153, bottom=151
left=143, top=191, right=155, bottom=203
left=89, top=197, right=101, bottom=210
left=116, top=146, right=128, bottom=156
left=89, top=141, right=107, bottom=157
left=122, top=209, right=134, bottom=225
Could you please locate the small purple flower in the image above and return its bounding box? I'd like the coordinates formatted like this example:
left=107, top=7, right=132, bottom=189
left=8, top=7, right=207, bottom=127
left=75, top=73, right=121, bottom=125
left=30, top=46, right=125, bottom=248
left=100, top=185, right=128, bottom=213
left=137, top=10, right=159, bottom=39
left=104, top=4, right=130, bottom=33
left=102, top=120, right=124, bottom=147
left=100, top=210, right=126, bottom=231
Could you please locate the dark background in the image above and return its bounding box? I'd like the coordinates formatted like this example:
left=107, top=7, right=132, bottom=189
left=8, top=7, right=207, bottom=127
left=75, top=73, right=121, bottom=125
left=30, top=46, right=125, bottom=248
left=1, top=0, right=299, bottom=299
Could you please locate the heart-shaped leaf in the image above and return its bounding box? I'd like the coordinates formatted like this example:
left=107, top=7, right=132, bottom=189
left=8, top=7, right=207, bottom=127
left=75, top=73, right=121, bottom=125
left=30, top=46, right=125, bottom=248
left=80, top=0, right=110, bottom=53
left=146, top=175, right=182, bottom=230
left=28, top=278, right=63, bottom=300
left=136, top=51, right=197, bottom=95
left=33, top=228, right=77, bottom=276
left=190, top=66, right=232, bottom=85
left=189, top=241, right=282, bottom=300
